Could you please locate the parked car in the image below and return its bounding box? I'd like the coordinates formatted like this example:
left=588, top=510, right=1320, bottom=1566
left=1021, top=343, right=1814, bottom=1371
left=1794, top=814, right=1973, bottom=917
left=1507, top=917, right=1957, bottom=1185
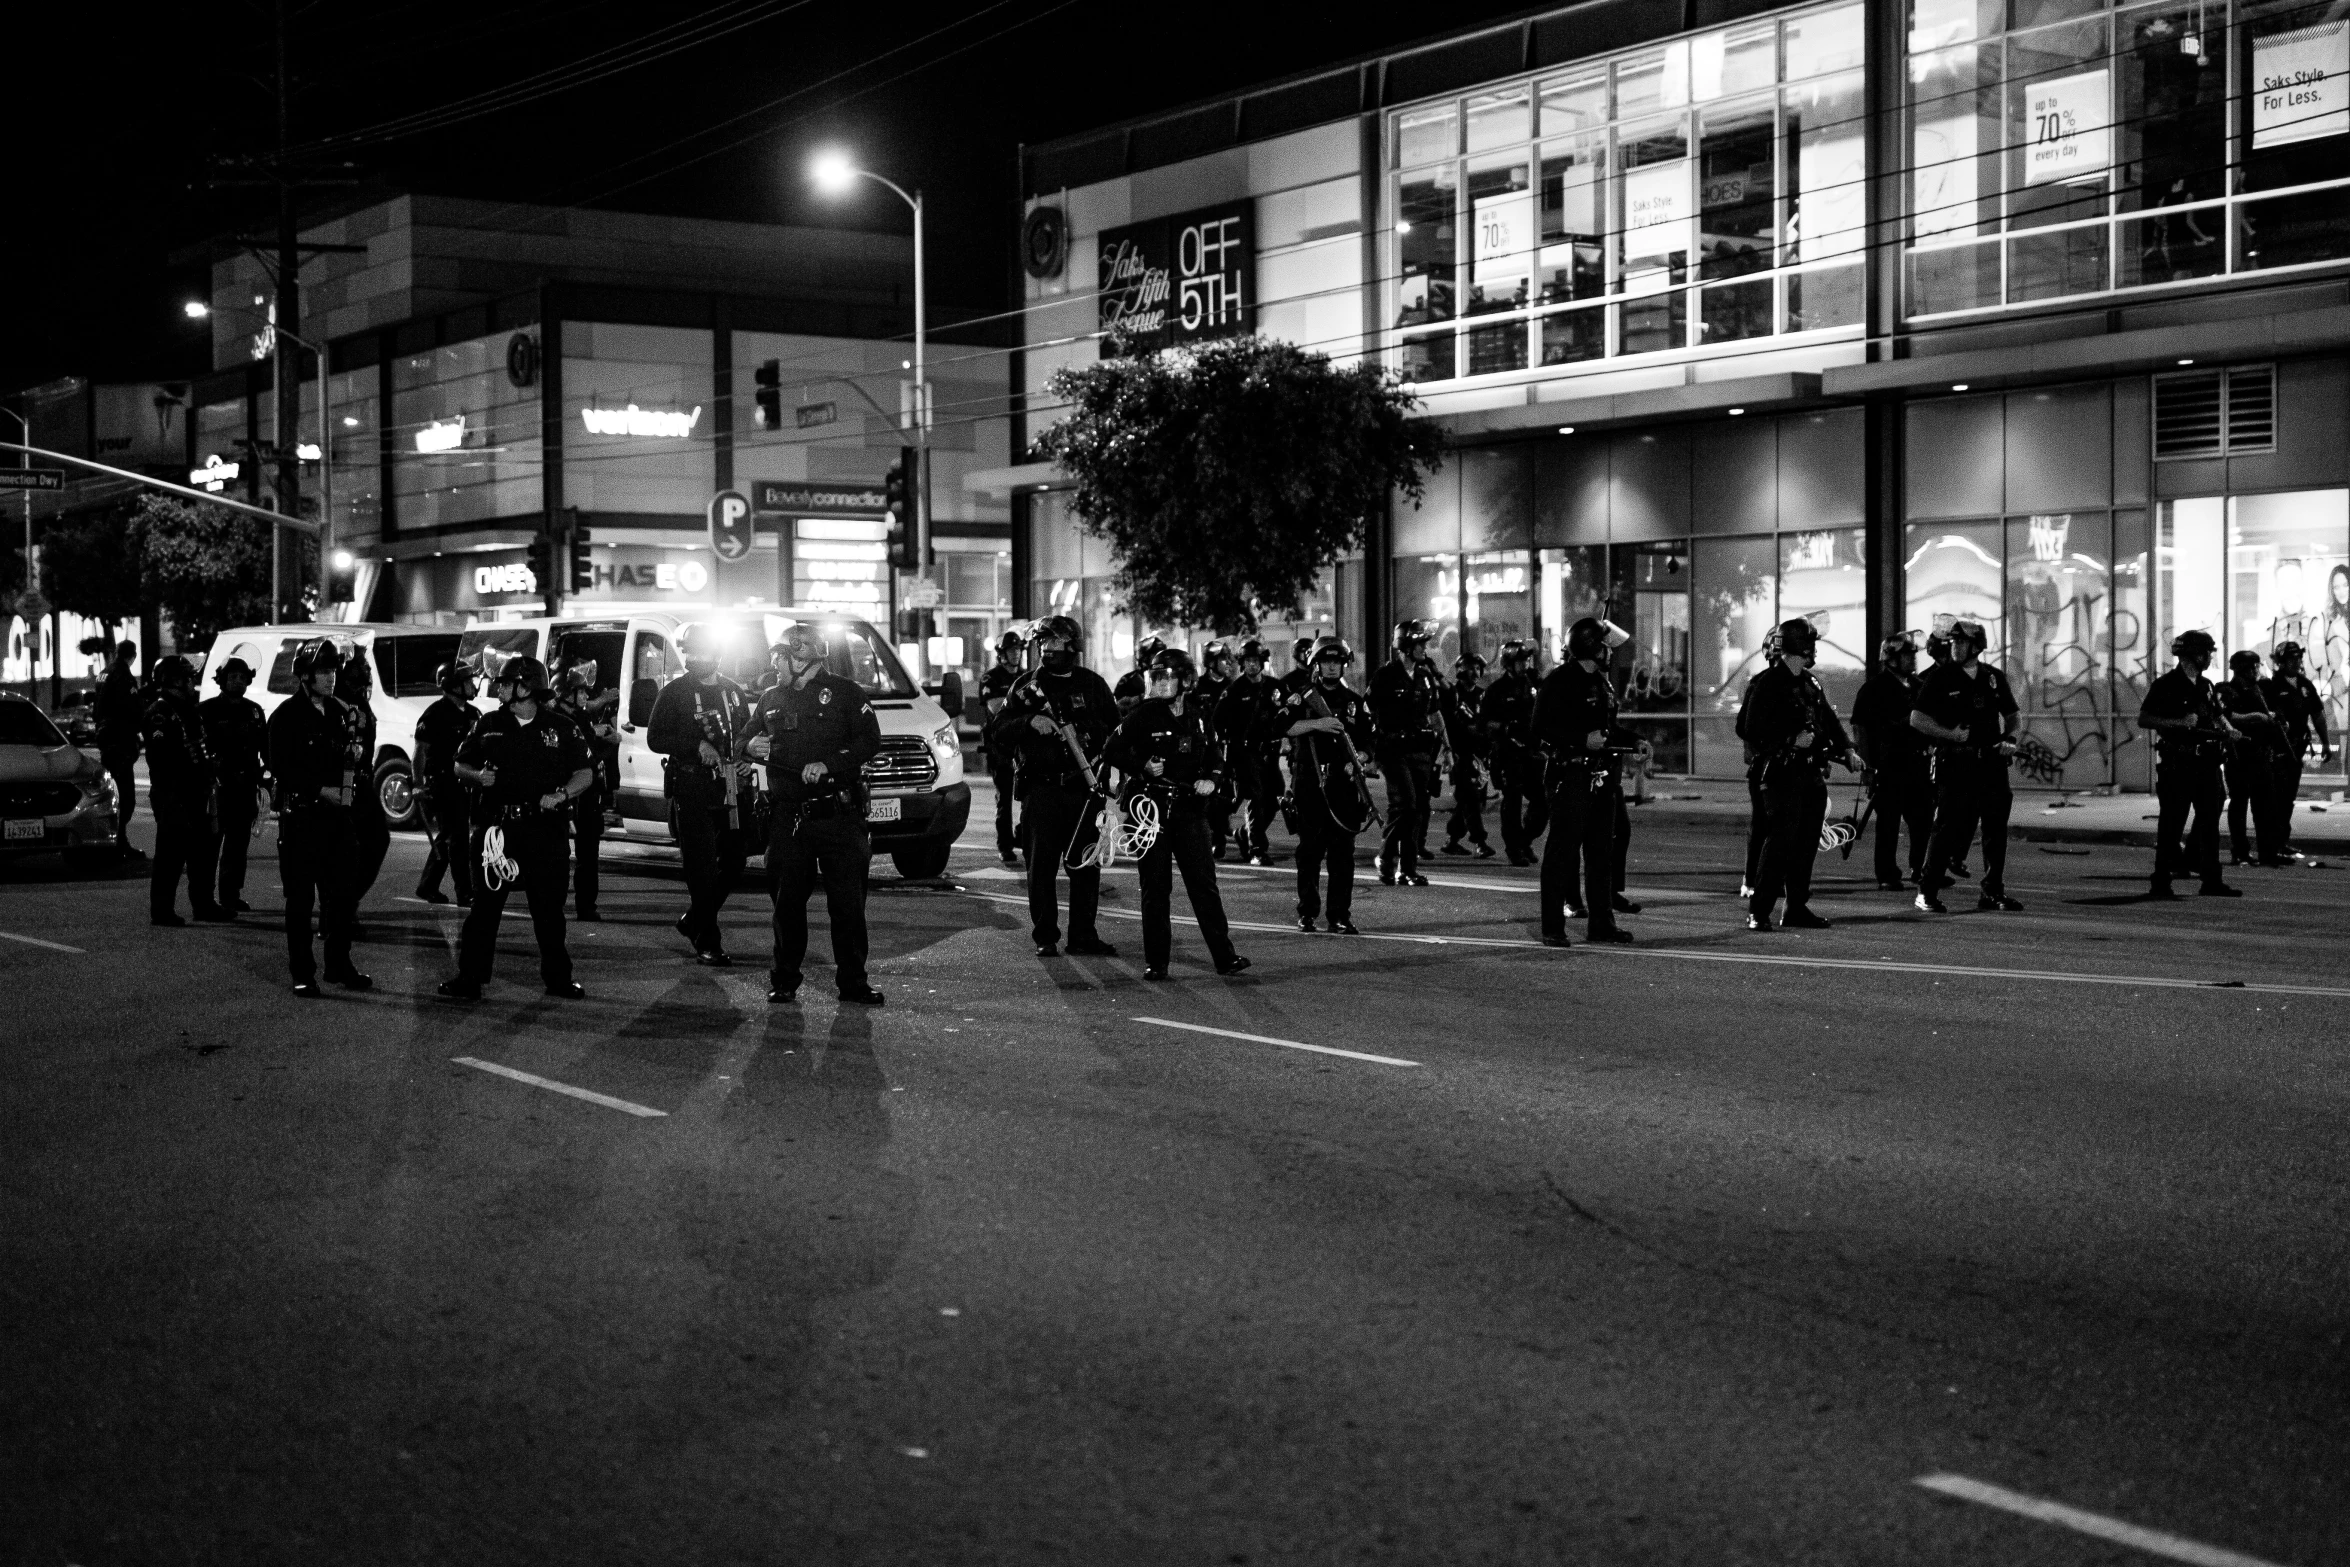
left=0, top=692, right=119, bottom=869
left=199, top=623, right=467, bottom=831
left=454, top=609, right=969, bottom=879
left=48, top=689, right=99, bottom=749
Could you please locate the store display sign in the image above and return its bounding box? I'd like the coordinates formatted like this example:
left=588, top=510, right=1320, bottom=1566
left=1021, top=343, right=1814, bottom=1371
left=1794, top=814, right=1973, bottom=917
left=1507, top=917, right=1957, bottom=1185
left=2023, top=68, right=2110, bottom=185
left=752, top=480, right=887, bottom=516
left=1624, top=161, right=1690, bottom=254
left=2253, top=21, right=2349, bottom=149
left=1096, top=201, right=1255, bottom=351
left=1472, top=188, right=1536, bottom=294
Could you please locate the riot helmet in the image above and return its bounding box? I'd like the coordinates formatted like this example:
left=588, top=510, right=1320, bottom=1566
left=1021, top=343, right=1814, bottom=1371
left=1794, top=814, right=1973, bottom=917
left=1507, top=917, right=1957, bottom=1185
left=1453, top=652, right=1487, bottom=682
left=1310, top=635, right=1354, bottom=685
left=1201, top=639, right=1234, bottom=679
left=1879, top=632, right=1920, bottom=672
left=2170, top=629, right=2217, bottom=664
left=993, top=628, right=1026, bottom=662
left=153, top=654, right=198, bottom=690
left=1237, top=637, right=1270, bottom=671
left=2228, top=649, right=2263, bottom=678
left=774, top=622, right=830, bottom=669
left=1946, top=620, right=1988, bottom=661
left=1497, top=638, right=1534, bottom=672
left=1132, top=633, right=1167, bottom=672
left=2275, top=640, right=2307, bottom=673
left=499, top=656, right=550, bottom=700
left=680, top=623, right=723, bottom=677
left=1776, top=618, right=1822, bottom=660
left=1033, top=613, right=1082, bottom=673
left=1146, top=645, right=1198, bottom=700
left=435, top=660, right=479, bottom=696
left=1290, top=636, right=1315, bottom=670
left=211, top=656, right=255, bottom=687
left=290, top=638, right=344, bottom=693
left=1392, top=618, right=1433, bottom=657
left=333, top=654, right=373, bottom=703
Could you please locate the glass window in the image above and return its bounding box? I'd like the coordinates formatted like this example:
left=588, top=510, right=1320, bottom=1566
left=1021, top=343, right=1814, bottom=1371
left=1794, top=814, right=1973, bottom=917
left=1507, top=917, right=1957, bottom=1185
left=2004, top=512, right=2110, bottom=714
left=1396, top=102, right=1458, bottom=167
left=1789, top=71, right=1868, bottom=264
left=1620, top=540, right=1693, bottom=714
left=392, top=329, right=543, bottom=531
left=1539, top=69, right=1608, bottom=138
left=1779, top=527, right=1869, bottom=710
left=1699, top=98, right=1777, bottom=280
left=1539, top=135, right=1608, bottom=303
left=1465, top=152, right=1534, bottom=317
left=325, top=368, right=379, bottom=541
left=1693, top=534, right=1779, bottom=719
left=2227, top=490, right=2350, bottom=670
left=1537, top=545, right=1610, bottom=655
left=1904, top=520, right=2006, bottom=660
left=1464, top=549, right=1533, bottom=659
left=2241, top=0, right=2350, bottom=196
left=1466, top=88, right=1530, bottom=151
left=1911, top=42, right=2005, bottom=242
left=372, top=633, right=462, bottom=698
left=1695, top=22, right=1781, bottom=101
left=630, top=630, right=676, bottom=691
left=1787, top=3, right=1866, bottom=77
left=1397, top=165, right=1458, bottom=328
left=2113, top=507, right=2154, bottom=714
left=1394, top=555, right=1464, bottom=667
left=561, top=322, right=714, bottom=516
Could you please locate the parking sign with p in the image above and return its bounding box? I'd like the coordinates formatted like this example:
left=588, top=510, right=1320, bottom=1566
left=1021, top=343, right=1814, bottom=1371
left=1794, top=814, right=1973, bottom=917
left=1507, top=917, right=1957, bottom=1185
left=707, top=489, right=753, bottom=561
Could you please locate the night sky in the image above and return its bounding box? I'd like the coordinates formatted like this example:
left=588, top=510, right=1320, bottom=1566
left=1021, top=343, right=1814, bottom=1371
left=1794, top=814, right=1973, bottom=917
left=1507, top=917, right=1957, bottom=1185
left=3, top=0, right=1538, bottom=396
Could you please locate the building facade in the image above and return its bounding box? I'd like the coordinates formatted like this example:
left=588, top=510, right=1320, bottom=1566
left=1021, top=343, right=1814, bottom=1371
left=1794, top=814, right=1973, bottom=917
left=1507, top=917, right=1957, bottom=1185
left=1002, top=0, right=2350, bottom=787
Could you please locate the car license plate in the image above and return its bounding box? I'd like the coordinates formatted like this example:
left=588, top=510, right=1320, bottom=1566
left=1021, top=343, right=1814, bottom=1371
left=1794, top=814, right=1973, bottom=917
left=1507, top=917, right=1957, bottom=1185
left=865, top=797, right=902, bottom=823
left=3, top=819, right=42, bottom=842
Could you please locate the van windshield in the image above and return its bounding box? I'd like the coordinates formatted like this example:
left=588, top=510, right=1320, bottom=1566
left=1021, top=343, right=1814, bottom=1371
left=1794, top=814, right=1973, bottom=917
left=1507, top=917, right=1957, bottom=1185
left=374, top=634, right=464, bottom=697
left=674, top=616, right=915, bottom=698
left=454, top=627, right=541, bottom=678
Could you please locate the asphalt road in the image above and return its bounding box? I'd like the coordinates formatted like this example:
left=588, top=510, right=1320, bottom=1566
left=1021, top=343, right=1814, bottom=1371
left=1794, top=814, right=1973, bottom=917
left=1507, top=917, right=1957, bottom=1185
left=2, top=792, right=2345, bottom=1566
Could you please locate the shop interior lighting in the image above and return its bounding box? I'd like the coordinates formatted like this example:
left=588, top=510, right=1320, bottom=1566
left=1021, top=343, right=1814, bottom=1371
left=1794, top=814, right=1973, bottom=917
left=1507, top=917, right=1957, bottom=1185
left=182, top=301, right=209, bottom=319
left=1728, top=407, right=1746, bottom=416
left=1951, top=383, right=1970, bottom=391
left=2178, top=358, right=2195, bottom=366
left=1557, top=425, right=1574, bottom=435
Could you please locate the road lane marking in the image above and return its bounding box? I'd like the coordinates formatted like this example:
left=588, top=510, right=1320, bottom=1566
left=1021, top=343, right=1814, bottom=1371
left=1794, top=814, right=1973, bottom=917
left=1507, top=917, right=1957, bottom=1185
left=450, top=1056, right=667, bottom=1118
left=0, top=929, right=85, bottom=953
left=1915, top=1474, right=2289, bottom=1567
left=1133, top=1016, right=1419, bottom=1067
left=955, top=890, right=2350, bottom=998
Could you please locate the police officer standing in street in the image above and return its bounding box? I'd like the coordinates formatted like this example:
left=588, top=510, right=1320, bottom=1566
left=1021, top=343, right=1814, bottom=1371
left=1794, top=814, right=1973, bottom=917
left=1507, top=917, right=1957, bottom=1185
left=439, top=656, right=593, bottom=999
left=1483, top=639, right=1546, bottom=865
left=1440, top=651, right=1496, bottom=858
left=1280, top=636, right=1315, bottom=698
left=553, top=656, right=620, bottom=919
left=267, top=640, right=369, bottom=995
left=977, top=629, right=1027, bottom=867
left=1215, top=637, right=1286, bottom=866
left=1106, top=646, right=1250, bottom=979
left=412, top=661, right=481, bottom=906
left=1911, top=619, right=2025, bottom=913
left=2262, top=641, right=2330, bottom=861
left=1195, top=640, right=1238, bottom=859
left=988, top=614, right=1120, bottom=957
left=141, top=655, right=225, bottom=926
left=198, top=656, right=269, bottom=915
left=95, top=639, right=146, bottom=862
left=1734, top=627, right=1782, bottom=900
left=1280, top=636, right=1376, bottom=933
left=333, top=652, right=392, bottom=909
left=1532, top=618, right=1638, bottom=946
left=2137, top=629, right=2240, bottom=898
left=740, top=623, right=886, bottom=1005
left=1113, top=634, right=1166, bottom=716
left=1369, top=619, right=1443, bottom=886
left=2218, top=650, right=2286, bottom=867
left=649, top=625, right=758, bottom=965
left=1740, top=618, right=1865, bottom=930
left=1850, top=632, right=1933, bottom=892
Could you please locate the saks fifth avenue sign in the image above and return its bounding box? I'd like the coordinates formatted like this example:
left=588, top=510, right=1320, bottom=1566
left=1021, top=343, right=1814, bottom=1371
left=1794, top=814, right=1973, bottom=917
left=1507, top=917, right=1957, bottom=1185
left=1096, top=201, right=1255, bottom=353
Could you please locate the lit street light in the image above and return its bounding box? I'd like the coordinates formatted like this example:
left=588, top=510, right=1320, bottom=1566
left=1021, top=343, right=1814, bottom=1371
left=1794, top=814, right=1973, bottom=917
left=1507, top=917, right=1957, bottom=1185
left=185, top=299, right=335, bottom=621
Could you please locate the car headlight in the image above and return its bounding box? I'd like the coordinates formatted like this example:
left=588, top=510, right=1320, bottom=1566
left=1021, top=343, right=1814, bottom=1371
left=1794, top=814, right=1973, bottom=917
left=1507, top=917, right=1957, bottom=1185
left=930, top=723, right=958, bottom=761
left=79, top=775, right=116, bottom=806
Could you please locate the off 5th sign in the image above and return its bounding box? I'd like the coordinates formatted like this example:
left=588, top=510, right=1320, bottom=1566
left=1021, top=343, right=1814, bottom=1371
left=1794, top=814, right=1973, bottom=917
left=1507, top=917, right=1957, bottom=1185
left=708, top=489, right=754, bottom=562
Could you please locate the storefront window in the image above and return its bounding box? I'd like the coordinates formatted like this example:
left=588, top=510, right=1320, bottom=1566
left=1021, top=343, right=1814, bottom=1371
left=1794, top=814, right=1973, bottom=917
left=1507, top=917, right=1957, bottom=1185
left=391, top=328, right=542, bottom=530
left=326, top=367, right=379, bottom=541
left=561, top=322, right=713, bottom=515
left=1903, top=520, right=2005, bottom=655
left=1394, top=555, right=1465, bottom=667
left=1463, top=549, right=1533, bottom=658
left=1778, top=526, right=1869, bottom=709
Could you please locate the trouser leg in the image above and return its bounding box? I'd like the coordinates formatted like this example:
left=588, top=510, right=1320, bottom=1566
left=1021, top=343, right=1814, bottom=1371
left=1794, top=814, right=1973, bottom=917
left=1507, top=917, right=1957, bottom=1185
left=1378, top=751, right=1418, bottom=871
left=1540, top=780, right=1585, bottom=937
left=1870, top=779, right=1903, bottom=883
left=515, top=821, right=573, bottom=986
left=2187, top=767, right=2226, bottom=886
left=1584, top=783, right=1623, bottom=933
left=1976, top=772, right=2013, bottom=897
left=104, top=751, right=138, bottom=839
left=1498, top=766, right=1528, bottom=860
left=316, top=813, right=359, bottom=975
left=350, top=818, right=389, bottom=909
left=814, top=816, right=871, bottom=991
left=2153, top=763, right=2190, bottom=883
left=457, top=826, right=513, bottom=983
left=1902, top=774, right=1935, bottom=877
left=1294, top=825, right=1324, bottom=919
left=280, top=816, right=319, bottom=982
left=1611, top=792, right=1631, bottom=893
left=767, top=819, right=815, bottom=992
left=150, top=798, right=190, bottom=917
left=572, top=796, right=602, bottom=914
left=2226, top=759, right=2257, bottom=860
left=672, top=801, right=739, bottom=947
left=1744, top=779, right=1767, bottom=887
left=214, top=808, right=254, bottom=906
left=1139, top=839, right=1174, bottom=970
left=1751, top=775, right=1828, bottom=919
left=1170, top=815, right=1235, bottom=964
left=989, top=760, right=1018, bottom=856
left=1324, top=830, right=1356, bottom=923
left=1919, top=770, right=1980, bottom=897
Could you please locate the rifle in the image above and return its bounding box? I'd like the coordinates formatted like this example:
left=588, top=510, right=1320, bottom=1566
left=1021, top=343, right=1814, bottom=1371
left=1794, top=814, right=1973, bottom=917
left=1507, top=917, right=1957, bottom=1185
left=1295, top=683, right=1382, bottom=831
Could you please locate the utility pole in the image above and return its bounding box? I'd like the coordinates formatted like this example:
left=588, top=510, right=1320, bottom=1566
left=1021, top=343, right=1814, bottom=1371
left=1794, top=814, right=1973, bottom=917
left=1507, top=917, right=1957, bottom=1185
left=273, top=0, right=306, bottom=619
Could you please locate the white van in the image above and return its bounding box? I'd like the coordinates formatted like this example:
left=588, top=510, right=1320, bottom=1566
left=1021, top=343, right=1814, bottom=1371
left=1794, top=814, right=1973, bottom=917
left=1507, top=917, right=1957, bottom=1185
left=200, top=622, right=470, bottom=831
left=454, top=608, right=970, bottom=879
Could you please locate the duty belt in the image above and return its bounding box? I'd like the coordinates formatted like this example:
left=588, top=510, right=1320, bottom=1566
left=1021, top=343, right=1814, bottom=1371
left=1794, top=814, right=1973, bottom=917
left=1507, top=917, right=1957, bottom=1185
left=488, top=801, right=564, bottom=823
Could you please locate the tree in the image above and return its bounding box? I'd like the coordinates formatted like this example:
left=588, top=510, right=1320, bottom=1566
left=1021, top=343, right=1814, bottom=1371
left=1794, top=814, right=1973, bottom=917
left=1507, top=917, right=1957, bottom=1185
left=126, top=493, right=271, bottom=652
left=1037, top=335, right=1443, bottom=632
left=41, top=505, right=145, bottom=629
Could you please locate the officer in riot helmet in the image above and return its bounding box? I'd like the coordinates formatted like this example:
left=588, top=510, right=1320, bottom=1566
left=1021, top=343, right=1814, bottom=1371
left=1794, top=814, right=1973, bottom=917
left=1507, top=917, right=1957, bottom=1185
left=740, top=622, right=886, bottom=1005
left=1734, top=624, right=1783, bottom=899
left=649, top=623, right=758, bottom=964
left=977, top=628, right=1028, bottom=866
left=333, top=651, right=392, bottom=910
left=1281, top=636, right=1315, bottom=697
left=1851, top=632, right=1933, bottom=891
left=1439, top=651, right=1494, bottom=857
left=1195, top=640, right=1239, bottom=857
left=552, top=653, right=621, bottom=918
left=141, top=654, right=224, bottom=926
left=986, top=613, right=1120, bottom=957
left=1368, top=618, right=1444, bottom=886
left=413, top=660, right=481, bottom=906
left=266, top=639, right=369, bottom=994
left=1215, top=636, right=1286, bottom=866
left=1532, top=618, right=1639, bottom=945
left=1280, top=636, right=1377, bottom=933
left=2137, top=628, right=2239, bottom=897
left=439, top=655, right=595, bottom=999
left=1911, top=618, right=2024, bottom=913
left=2262, top=641, right=2330, bottom=861
left=1113, top=633, right=1168, bottom=715
left=1484, top=638, right=1547, bottom=865
left=1740, top=618, right=1864, bottom=930
left=197, top=654, right=269, bottom=915
left=2217, top=649, right=2286, bottom=866
left=1105, top=646, right=1248, bottom=979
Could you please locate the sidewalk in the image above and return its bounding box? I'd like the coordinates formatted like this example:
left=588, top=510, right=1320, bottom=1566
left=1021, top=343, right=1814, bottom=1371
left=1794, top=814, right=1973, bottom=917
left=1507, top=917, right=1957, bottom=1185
left=1623, top=781, right=2350, bottom=847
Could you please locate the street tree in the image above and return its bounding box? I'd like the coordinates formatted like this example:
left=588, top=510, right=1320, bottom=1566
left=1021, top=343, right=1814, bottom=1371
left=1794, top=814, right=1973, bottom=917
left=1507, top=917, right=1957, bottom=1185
left=127, top=493, right=271, bottom=652
left=1038, top=335, right=1443, bottom=632
left=41, top=505, right=145, bottom=632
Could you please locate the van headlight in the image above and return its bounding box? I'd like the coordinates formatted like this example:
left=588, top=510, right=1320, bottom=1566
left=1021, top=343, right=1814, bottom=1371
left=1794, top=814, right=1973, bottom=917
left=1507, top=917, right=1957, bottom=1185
left=929, top=723, right=958, bottom=761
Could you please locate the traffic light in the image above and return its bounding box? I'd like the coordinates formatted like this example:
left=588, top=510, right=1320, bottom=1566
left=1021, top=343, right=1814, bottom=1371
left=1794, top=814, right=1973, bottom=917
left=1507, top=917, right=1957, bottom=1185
left=569, top=520, right=594, bottom=593
left=752, top=359, right=782, bottom=431
left=327, top=548, right=357, bottom=604
left=883, top=449, right=919, bottom=571
left=524, top=529, right=556, bottom=594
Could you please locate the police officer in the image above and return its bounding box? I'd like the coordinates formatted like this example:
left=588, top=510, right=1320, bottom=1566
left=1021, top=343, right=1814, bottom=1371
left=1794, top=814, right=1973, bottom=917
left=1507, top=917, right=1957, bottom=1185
left=1280, top=636, right=1315, bottom=697
left=2138, top=629, right=2239, bottom=898
left=2218, top=650, right=2286, bottom=867
left=740, top=623, right=886, bottom=1006
left=413, top=661, right=481, bottom=906
left=977, top=629, right=1027, bottom=867
left=333, top=652, right=392, bottom=908
left=1910, top=619, right=2024, bottom=913
left=2263, top=641, right=2330, bottom=862
left=1106, top=646, right=1250, bottom=979
left=1740, top=618, right=1864, bottom=930
left=987, top=614, right=1120, bottom=957
left=1919, top=625, right=1974, bottom=880
left=267, top=640, right=368, bottom=995
left=1734, top=626, right=1782, bottom=900
left=1483, top=639, right=1547, bottom=865
left=1532, top=619, right=1638, bottom=946
left=649, top=625, right=758, bottom=965
left=95, top=640, right=147, bottom=861
left=439, top=656, right=593, bottom=999
left=1369, top=619, right=1443, bottom=886
left=1195, top=639, right=1238, bottom=858
left=141, top=655, right=225, bottom=926
left=198, top=655, right=269, bottom=915
left=1215, top=637, right=1286, bottom=866
left=1851, top=632, right=1933, bottom=892
left=552, top=656, right=620, bottom=919
left=1440, top=651, right=1496, bottom=858
left=1112, top=633, right=1167, bottom=716
left=1280, top=636, right=1375, bottom=934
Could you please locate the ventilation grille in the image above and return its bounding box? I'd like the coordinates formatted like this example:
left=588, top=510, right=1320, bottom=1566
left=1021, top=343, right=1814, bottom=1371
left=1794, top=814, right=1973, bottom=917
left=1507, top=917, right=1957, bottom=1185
left=863, top=736, right=938, bottom=791
left=2154, top=365, right=2276, bottom=459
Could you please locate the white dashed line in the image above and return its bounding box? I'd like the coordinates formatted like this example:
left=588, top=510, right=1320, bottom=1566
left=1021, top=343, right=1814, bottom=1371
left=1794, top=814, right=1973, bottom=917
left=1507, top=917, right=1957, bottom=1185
left=1915, top=1474, right=2291, bottom=1567
left=451, top=1057, right=667, bottom=1118
left=1132, top=1016, right=1419, bottom=1067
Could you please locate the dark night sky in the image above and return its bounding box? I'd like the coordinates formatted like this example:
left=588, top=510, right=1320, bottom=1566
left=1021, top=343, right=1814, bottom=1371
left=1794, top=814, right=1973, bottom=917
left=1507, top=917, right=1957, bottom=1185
left=3, top=0, right=1540, bottom=396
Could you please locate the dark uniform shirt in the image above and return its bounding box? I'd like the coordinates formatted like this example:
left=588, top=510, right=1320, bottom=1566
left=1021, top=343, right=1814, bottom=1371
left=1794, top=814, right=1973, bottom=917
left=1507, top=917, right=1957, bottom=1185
left=1911, top=661, right=2016, bottom=754
left=1275, top=679, right=1375, bottom=807
left=2217, top=676, right=2282, bottom=757
left=198, top=693, right=269, bottom=789
left=1367, top=658, right=1442, bottom=754
left=1850, top=669, right=1927, bottom=773
left=2139, top=667, right=2229, bottom=758
left=95, top=663, right=142, bottom=755
left=1448, top=680, right=1488, bottom=758
left=648, top=675, right=755, bottom=803
left=978, top=662, right=1022, bottom=764
left=1739, top=663, right=1854, bottom=777
left=1213, top=673, right=1284, bottom=755
left=1532, top=661, right=1631, bottom=760
left=987, top=666, right=1118, bottom=797
left=2262, top=669, right=2329, bottom=757
left=141, top=690, right=215, bottom=795
left=1105, top=698, right=1224, bottom=819
left=738, top=673, right=883, bottom=807
left=412, top=694, right=479, bottom=793
left=1481, top=670, right=1538, bottom=757
left=1193, top=673, right=1232, bottom=733
left=457, top=708, right=591, bottom=813
left=267, top=692, right=357, bottom=813
left=1112, top=668, right=1148, bottom=712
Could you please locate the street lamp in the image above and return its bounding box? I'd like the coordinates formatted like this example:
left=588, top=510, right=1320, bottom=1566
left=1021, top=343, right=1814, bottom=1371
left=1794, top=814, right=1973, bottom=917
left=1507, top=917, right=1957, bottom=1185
left=186, top=299, right=334, bottom=622
left=808, top=147, right=928, bottom=575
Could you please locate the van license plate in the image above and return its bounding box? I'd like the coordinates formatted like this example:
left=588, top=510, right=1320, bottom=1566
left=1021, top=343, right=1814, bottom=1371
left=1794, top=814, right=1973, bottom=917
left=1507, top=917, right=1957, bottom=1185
left=4, top=819, right=43, bottom=842
left=865, top=798, right=902, bottom=823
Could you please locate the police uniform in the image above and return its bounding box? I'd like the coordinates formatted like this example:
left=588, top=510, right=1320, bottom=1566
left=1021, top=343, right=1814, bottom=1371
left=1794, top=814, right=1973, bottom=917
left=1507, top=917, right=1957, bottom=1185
left=1913, top=660, right=2019, bottom=904
left=95, top=655, right=143, bottom=850
left=987, top=664, right=1119, bottom=952
left=141, top=681, right=221, bottom=923
left=648, top=673, right=757, bottom=958
left=1368, top=656, right=1442, bottom=881
left=2216, top=673, right=2284, bottom=865
left=740, top=670, right=884, bottom=999
left=1214, top=671, right=1286, bottom=862
left=334, top=671, right=391, bottom=908
left=977, top=658, right=1025, bottom=861
left=1481, top=666, right=1547, bottom=864
left=453, top=705, right=590, bottom=989
left=1850, top=665, right=1932, bottom=887
left=553, top=676, right=621, bottom=917
left=2139, top=667, right=2230, bottom=893
left=267, top=687, right=365, bottom=985
left=2261, top=662, right=2329, bottom=860
left=197, top=682, right=268, bottom=912
left=1532, top=660, right=1633, bottom=941
left=1739, top=662, right=1853, bottom=925
left=1441, top=677, right=1492, bottom=853
left=1277, top=677, right=1375, bottom=930
left=1105, top=697, right=1242, bottom=974
left=413, top=691, right=480, bottom=905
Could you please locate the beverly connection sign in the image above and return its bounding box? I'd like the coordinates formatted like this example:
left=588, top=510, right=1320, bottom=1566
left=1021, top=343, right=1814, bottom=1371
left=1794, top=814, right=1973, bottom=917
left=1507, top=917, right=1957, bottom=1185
left=0, top=470, right=65, bottom=491
left=1096, top=200, right=1255, bottom=354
